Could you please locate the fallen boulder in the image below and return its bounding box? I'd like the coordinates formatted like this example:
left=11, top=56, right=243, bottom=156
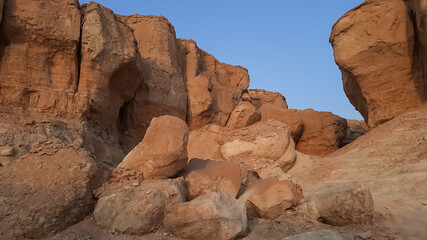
left=226, top=101, right=261, bottom=129
left=239, top=177, right=303, bottom=219
left=164, top=192, right=247, bottom=240
left=248, top=89, right=288, bottom=109
left=119, top=116, right=189, bottom=179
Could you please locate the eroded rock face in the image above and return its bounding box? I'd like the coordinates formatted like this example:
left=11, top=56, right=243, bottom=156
left=164, top=192, right=247, bottom=240
left=239, top=177, right=303, bottom=219
left=183, top=158, right=245, bottom=200
left=0, top=143, right=100, bottom=238
left=343, top=119, right=369, bottom=145
left=331, top=0, right=425, bottom=128
left=0, top=0, right=81, bottom=116
left=248, top=89, right=288, bottom=109
left=179, top=39, right=250, bottom=129
left=119, top=116, right=189, bottom=179
left=94, top=176, right=185, bottom=235
left=79, top=2, right=143, bottom=133
left=120, top=15, right=187, bottom=148
left=305, top=182, right=374, bottom=226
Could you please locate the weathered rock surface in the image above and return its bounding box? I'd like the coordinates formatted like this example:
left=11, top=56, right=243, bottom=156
left=239, top=177, right=303, bottom=219
left=94, top=176, right=185, bottom=235
left=343, top=119, right=369, bottom=145
left=179, top=39, right=250, bottom=129
left=226, top=101, right=261, bottom=129
left=119, top=116, right=189, bottom=179
left=0, top=0, right=81, bottom=116
left=260, top=104, right=305, bottom=142
left=222, top=120, right=297, bottom=172
left=120, top=15, right=187, bottom=148
left=0, top=0, right=3, bottom=24
left=79, top=2, right=143, bottom=133
left=0, top=143, right=100, bottom=238
left=305, top=182, right=374, bottom=226
left=284, top=230, right=344, bottom=240
left=183, top=158, right=245, bottom=200
left=330, top=0, right=426, bottom=127
left=164, top=192, right=247, bottom=240
left=248, top=89, right=288, bottom=109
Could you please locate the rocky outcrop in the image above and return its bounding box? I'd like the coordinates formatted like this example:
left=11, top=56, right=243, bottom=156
left=164, top=192, right=247, bottom=240
left=248, top=89, right=288, bottom=109
left=330, top=0, right=426, bottom=128
left=343, top=120, right=369, bottom=145
left=0, top=143, right=100, bottom=238
left=239, top=177, right=303, bottom=219
left=94, top=176, right=185, bottom=235
left=79, top=2, right=143, bottom=133
left=260, top=104, right=348, bottom=157
left=120, top=15, right=187, bottom=148
left=0, top=0, right=81, bottom=116
left=178, top=39, right=250, bottom=129
left=183, top=158, right=245, bottom=200
left=119, top=116, right=189, bottom=179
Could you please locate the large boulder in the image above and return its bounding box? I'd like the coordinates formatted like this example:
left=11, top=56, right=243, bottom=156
left=248, top=89, right=288, bottom=109
left=0, top=0, right=81, bottom=116
left=260, top=105, right=347, bottom=156
left=187, top=124, right=224, bottom=160
left=94, top=175, right=185, bottom=235
left=239, top=177, right=303, bottom=219
left=183, top=158, right=245, bottom=200
left=0, top=143, right=100, bottom=238
left=164, top=192, right=247, bottom=240
left=304, top=182, right=374, bottom=226
left=119, top=116, right=189, bottom=179
left=330, top=0, right=425, bottom=128
left=79, top=2, right=143, bottom=133
left=226, top=101, right=261, bottom=129
left=120, top=15, right=187, bottom=148
left=221, top=120, right=297, bottom=172
left=178, top=39, right=250, bottom=129
left=260, top=104, right=305, bottom=142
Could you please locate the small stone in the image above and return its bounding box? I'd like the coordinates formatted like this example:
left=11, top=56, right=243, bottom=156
left=358, top=230, right=373, bottom=239
left=0, top=146, right=14, bottom=157
left=132, top=182, right=139, bottom=187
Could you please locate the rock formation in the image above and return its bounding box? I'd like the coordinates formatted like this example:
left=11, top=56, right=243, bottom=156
left=330, top=0, right=427, bottom=127
left=248, top=89, right=288, bottom=109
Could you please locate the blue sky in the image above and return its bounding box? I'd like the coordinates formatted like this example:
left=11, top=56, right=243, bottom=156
left=80, top=0, right=364, bottom=120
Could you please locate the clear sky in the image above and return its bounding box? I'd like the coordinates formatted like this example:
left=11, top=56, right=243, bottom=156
left=80, top=0, right=364, bottom=120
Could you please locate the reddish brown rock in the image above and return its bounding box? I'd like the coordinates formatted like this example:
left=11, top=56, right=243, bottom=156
left=79, top=2, right=143, bottom=132
left=183, top=158, right=245, bottom=200
left=226, top=101, right=261, bottom=129
left=0, top=143, right=100, bottom=238
left=330, top=0, right=425, bottom=128
left=304, top=182, right=374, bottom=226
left=94, top=177, right=185, bottom=235
left=296, top=109, right=347, bottom=156
left=239, top=177, right=303, bottom=219
left=119, top=15, right=187, bottom=148
left=0, top=0, right=81, bottom=116
left=164, top=192, right=247, bottom=240
left=248, top=89, right=288, bottom=109
left=119, top=116, right=189, bottom=179
left=259, top=104, right=304, bottom=142
left=178, top=39, right=250, bottom=129
left=187, top=124, right=223, bottom=160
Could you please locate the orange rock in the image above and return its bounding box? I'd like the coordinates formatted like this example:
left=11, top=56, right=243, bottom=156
left=119, top=116, right=189, bottom=179
left=178, top=39, right=250, bottom=129
left=259, top=104, right=304, bottom=142
left=226, top=101, right=261, bottom=129
left=79, top=2, right=143, bottom=133
left=0, top=144, right=100, bottom=238
left=331, top=0, right=425, bottom=128
left=164, top=192, right=247, bottom=240
left=239, top=177, right=303, bottom=219
left=248, top=89, right=288, bottom=109
left=120, top=15, right=187, bottom=148
left=0, top=0, right=81, bottom=116
left=183, top=158, right=245, bottom=200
